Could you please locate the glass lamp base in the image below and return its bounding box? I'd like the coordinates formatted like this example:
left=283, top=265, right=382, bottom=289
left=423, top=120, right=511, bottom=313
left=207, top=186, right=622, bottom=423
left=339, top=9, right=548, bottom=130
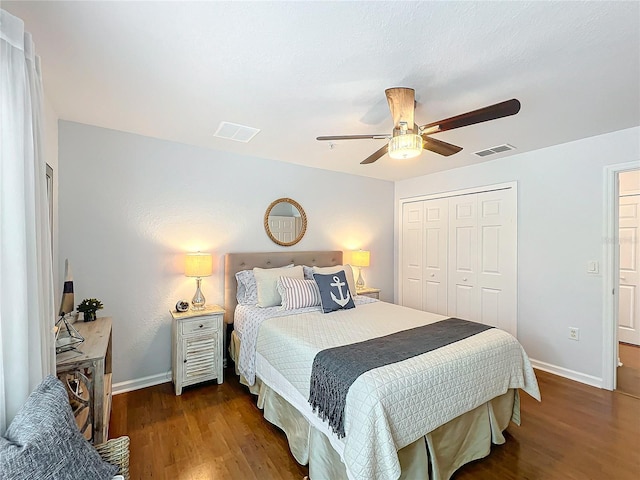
left=191, top=277, right=206, bottom=311
left=356, top=267, right=365, bottom=289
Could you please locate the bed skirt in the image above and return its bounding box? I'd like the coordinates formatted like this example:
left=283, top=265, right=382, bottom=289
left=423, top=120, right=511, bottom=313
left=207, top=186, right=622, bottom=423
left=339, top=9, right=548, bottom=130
left=230, top=331, right=519, bottom=480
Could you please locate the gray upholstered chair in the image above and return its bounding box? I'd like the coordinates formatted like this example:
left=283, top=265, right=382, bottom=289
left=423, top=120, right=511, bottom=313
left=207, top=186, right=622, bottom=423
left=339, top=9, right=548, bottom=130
left=1, top=376, right=131, bottom=480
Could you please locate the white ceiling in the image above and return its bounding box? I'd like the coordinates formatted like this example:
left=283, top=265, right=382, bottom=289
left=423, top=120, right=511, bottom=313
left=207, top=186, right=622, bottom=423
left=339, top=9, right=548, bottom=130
left=4, top=1, right=639, bottom=181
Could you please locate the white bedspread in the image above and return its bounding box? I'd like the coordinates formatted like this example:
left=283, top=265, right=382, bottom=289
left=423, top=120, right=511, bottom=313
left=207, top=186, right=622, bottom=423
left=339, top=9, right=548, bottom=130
left=254, top=301, right=540, bottom=480
left=234, top=296, right=376, bottom=385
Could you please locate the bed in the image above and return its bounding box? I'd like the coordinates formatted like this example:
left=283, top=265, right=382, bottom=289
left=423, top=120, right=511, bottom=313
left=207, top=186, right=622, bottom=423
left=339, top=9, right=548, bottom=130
left=224, top=251, right=540, bottom=480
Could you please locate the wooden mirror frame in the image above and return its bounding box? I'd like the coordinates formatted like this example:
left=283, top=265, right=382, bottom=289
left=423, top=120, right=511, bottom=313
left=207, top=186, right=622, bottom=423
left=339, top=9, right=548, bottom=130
left=264, top=197, right=307, bottom=247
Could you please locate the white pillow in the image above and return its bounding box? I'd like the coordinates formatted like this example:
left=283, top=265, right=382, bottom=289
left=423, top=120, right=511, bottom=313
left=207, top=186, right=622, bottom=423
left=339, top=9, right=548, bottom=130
left=312, top=264, right=357, bottom=296
left=277, top=276, right=321, bottom=310
left=254, top=265, right=304, bottom=307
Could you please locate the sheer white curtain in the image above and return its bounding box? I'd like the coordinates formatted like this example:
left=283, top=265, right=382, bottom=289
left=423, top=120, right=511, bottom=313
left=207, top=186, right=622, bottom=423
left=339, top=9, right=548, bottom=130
left=0, top=9, right=56, bottom=433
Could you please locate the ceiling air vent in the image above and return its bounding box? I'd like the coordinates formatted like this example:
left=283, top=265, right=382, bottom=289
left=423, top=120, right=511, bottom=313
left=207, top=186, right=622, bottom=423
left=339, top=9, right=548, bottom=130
left=473, top=144, right=516, bottom=157
left=213, top=122, right=260, bottom=143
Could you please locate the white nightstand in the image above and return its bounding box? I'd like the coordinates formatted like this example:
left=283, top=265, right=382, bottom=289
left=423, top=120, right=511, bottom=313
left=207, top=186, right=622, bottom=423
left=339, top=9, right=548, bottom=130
left=356, top=287, right=380, bottom=299
left=170, top=304, right=225, bottom=395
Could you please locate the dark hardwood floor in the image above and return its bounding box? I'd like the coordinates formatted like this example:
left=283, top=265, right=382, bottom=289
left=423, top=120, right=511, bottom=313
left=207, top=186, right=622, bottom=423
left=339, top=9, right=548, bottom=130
left=618, top=342, right=640, bottom=398
left=110, top=368, right=640, bottom=480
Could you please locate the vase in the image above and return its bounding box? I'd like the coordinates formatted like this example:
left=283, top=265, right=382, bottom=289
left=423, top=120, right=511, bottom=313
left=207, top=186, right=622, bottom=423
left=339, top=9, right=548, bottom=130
left=84, top=311, right=96, bottom=322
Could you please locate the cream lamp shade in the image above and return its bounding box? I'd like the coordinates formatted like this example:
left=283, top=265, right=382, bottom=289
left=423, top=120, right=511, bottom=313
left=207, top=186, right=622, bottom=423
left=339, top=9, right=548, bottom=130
left=351, top=250, right=370, bottom=268
left=351, top=250, right=370, bottom=290
left=185, top=252, right=212, bottom=310
left=185, top=252, right=213, bottom=278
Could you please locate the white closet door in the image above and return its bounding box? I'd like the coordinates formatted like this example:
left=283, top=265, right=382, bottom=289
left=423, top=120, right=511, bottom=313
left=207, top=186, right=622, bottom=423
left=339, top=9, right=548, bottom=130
left=448, top=195, right=479, bottom=321
left=619, top=194, right=640, bottom=345
left=400, top=185, right=517, bottom=336
left=477, top=189, right=517, bottom=335
left=423, top=198, right=448, bottom=315
left=402, top=202, right=424, bottom=309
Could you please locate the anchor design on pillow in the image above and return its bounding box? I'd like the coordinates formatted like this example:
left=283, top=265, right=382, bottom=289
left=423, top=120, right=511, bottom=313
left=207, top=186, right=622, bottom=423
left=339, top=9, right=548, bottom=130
left=330, top=275, right=351, bottom=307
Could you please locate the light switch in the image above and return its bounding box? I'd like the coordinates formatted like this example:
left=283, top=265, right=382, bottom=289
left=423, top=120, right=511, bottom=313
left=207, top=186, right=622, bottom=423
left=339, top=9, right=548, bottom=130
left=587, top=261, right=599, bottom=274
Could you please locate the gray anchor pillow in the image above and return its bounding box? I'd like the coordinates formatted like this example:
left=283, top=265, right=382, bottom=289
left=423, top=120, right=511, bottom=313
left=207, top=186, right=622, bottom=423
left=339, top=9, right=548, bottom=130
left=313, top=271, right=356, bottom=313
left=0, top=375, right=118, bottom=480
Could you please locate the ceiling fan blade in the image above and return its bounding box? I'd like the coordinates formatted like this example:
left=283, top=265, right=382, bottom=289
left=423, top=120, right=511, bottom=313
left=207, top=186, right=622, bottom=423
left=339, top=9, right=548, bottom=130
left=420, top=99, right=521, bottom=134
left=385, top=87, right=416, bottom=131
left=421, top=136, right=463, bottom=156
left=361, top=144, right=389, bottom=164
left=317, top=134, right=389, bottom=141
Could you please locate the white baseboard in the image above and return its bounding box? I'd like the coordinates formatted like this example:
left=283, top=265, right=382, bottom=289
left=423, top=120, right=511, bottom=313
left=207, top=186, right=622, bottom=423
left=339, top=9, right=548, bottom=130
left=530, top=359, right=603, bottom=389
left=112, top=361, right=603, bottom=395
left=112, top=371, right=171, bottom=395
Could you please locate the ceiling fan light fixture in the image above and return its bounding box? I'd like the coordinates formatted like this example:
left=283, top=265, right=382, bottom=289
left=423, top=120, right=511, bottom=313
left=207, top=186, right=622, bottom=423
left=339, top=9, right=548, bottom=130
left=316, top=91, right=520, bottom=165
left=388, top=133, right=423, bottom=160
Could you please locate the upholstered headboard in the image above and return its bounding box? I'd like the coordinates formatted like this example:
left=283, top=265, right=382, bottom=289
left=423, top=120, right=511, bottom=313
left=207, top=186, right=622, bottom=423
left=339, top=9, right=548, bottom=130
left=223, top=251, right=343, bottom=324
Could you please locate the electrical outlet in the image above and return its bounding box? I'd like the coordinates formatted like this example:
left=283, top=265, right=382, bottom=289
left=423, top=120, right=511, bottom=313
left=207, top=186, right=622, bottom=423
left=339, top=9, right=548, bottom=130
left=569, top=327, right=580, bottom=341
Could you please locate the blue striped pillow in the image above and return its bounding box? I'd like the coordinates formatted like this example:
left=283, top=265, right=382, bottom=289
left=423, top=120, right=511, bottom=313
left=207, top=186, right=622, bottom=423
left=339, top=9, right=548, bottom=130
left=277, top=276, right=321, bottom=310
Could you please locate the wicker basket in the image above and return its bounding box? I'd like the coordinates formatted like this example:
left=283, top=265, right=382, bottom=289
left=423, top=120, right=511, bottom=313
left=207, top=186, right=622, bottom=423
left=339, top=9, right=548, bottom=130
left=95, top=435, right=130, bottom=480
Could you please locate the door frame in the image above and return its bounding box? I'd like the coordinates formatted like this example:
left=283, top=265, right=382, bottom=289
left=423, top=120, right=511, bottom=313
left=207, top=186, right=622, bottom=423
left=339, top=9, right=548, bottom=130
left=602, top=162, right=640, bottom=391
left=397, top=181, right=518, bottom=331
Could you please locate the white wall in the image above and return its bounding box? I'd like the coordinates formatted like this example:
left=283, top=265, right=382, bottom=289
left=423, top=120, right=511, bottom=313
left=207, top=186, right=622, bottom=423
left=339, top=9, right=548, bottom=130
left=395, top=126, right=640, bottom=385
left=58, top=121, right=394, bottom=386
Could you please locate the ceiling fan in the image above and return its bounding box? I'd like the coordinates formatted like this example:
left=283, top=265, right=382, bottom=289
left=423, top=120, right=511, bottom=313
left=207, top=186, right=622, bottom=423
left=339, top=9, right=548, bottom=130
left=317, top=88, right=521, bottom=165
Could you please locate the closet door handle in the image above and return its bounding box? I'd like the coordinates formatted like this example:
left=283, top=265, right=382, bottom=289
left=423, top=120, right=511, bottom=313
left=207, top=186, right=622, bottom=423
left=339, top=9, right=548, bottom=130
left=430, top=273, right=435, bottom=277
left=463, top=277, right=468, bottom=282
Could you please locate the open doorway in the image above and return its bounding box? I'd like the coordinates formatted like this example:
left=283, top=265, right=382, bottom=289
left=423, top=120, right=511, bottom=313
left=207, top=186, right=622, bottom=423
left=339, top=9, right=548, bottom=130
left=617, top=168, right=640, bottom=398
left=603, top=162, right=640, bottom=391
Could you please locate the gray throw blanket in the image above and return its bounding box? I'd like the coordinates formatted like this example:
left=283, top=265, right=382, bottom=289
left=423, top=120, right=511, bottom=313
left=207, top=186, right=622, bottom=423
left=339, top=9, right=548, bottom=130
left=308, top=318, right=493, bottom=438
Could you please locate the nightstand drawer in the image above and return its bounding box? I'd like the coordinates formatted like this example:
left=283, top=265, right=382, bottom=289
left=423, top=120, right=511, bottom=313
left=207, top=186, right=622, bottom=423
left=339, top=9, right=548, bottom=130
left=356, top=287, right=380, bottom=299
left=181, top=316, right=219, bottom=335
left=360, top=291, right=379, bottom=299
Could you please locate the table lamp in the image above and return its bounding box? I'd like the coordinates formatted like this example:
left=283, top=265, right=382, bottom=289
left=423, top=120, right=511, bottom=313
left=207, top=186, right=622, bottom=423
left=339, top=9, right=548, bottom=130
left=185, top=252, right=213, bottom=311
left=351, top=250, right=370, bottom=290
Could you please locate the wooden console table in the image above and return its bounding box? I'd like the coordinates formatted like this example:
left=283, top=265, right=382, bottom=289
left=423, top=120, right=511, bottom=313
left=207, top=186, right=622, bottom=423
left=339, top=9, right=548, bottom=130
left=56, top=316, right=112, bottom=444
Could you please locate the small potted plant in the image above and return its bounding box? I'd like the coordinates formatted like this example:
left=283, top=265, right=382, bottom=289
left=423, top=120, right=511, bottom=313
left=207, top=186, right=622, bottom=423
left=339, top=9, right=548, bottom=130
left=77, top=298, right=104, bottom=322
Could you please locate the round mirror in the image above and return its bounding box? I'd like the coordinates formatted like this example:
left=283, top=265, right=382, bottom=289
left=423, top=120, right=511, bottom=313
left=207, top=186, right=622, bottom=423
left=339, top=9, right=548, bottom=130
left=264, top=198, right=307, bottom=247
